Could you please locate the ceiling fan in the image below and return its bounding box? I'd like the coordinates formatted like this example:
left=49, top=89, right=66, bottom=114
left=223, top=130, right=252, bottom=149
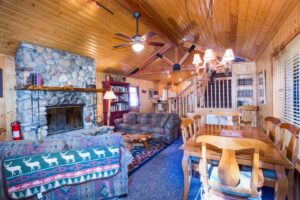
left=113, top=12, right=165, bottom=52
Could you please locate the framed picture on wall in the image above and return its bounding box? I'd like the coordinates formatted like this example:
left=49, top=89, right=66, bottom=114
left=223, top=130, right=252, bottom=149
left=258, top=70, right=266, bottom=104
left=0, top=68, right=3, bottom=97
left=148, top=88, right=153, bottom=99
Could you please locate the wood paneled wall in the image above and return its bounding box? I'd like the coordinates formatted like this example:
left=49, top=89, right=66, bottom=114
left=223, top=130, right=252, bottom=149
left=256, top=1, right=300, bottom=127
left=0, top=54, right=17, bottom=140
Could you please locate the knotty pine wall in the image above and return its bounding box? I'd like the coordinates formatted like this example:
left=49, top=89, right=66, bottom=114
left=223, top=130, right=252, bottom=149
left=256, top=0, right=300, bottom=128
left=0, top=54, right=17, bottom=141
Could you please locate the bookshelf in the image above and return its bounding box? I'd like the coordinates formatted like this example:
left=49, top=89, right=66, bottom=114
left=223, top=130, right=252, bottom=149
left=102, top=81, right=130, bottom=126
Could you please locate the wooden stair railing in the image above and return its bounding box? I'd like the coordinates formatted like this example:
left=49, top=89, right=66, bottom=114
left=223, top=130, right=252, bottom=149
left=168, top=71, right=208, bottom=117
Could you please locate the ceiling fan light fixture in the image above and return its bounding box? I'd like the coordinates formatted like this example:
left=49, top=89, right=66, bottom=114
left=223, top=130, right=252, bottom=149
left=204, top=49, right=215, bottom=62
left=193, top=53, right=202, bottom=65
left=132, top=42, right=144, bottom=52
left=222, top=49, right=235, bottom=62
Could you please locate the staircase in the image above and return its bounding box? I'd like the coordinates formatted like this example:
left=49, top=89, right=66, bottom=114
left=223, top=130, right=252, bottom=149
left=168, top=72, right=208, bottom=117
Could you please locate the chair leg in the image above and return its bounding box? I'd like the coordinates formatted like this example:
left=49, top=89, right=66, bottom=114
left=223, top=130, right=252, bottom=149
left=182, top=153, right=191, bottom=200
left=275, top=165, right=288, bottom=200
left=288, top=169, right=294, bottom=200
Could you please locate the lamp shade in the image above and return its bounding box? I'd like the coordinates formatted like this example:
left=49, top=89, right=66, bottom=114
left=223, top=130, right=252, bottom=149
left=204, top=49, right=215, bottom=62
left=193, top=53, right=203, bottom=65
left=103, top=90, right=117, bottom=100
left=222, top=49, right=235, bottom=62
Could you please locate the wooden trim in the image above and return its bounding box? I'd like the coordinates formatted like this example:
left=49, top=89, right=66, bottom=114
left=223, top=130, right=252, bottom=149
left=15, top=85, right=103, bottom=93
left=296, top=160, right=300, bottom=173
left=271, top=28, right=300, bottom=58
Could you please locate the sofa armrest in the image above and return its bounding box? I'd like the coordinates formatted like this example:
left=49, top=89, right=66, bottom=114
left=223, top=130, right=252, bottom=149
left=114, top=118, right=123, bottom=125
left=164, top=114, right=181, bottom=129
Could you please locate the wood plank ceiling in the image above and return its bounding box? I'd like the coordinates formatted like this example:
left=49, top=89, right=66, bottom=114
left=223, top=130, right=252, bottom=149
left=0, top=0, right=298, bottom=84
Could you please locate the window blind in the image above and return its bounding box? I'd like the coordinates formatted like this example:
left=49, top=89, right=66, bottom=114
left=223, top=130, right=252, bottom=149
left=274, top=34, right=300, bottom=126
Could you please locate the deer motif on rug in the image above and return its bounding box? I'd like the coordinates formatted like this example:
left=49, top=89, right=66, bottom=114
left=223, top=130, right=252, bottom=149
left=60, top=152, right=75, bottom=163
left=4, top=162, right=22, bottom=176
left=23, top=158, right=41, bottom=171
left=42, top=155, right=58, bottom=166
left=78, top=150, right=91, bottom=160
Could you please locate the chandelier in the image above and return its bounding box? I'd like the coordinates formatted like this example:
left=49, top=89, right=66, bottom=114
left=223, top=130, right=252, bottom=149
left=192, top=49, right=235, bottom=78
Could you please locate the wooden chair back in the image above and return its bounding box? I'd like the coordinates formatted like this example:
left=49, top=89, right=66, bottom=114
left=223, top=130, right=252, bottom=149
left=196, top=135, right=267, bottom=198
left=264, top=116, right=281, bottom=148
left=180, top=118, right=194, bottom=143
left=279, top=123, right=300, bottom=164
left=238, top=105, right=258, bottom=127
left=192, top=115, right=201, bottom=132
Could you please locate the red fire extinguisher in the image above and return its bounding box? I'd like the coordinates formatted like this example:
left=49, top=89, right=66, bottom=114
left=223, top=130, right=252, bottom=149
left=11, top=121, right=22, bottom=140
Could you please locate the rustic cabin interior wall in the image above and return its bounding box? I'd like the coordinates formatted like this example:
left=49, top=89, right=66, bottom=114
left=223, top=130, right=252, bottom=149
left=256, top=0, right=300, bottom=128
left=0, top=54, right=17, bottom=140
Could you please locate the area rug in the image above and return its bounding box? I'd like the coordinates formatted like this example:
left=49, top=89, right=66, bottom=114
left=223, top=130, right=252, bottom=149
left=127, top=139, right=167, bottom=175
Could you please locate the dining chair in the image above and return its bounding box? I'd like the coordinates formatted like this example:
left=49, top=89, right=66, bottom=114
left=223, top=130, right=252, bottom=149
left=238, top=105, right=258, bottom=127
left=180, top=118, right=194, bottom=143
left=196, top=135, right=267, bottom=199
left=264, top=116, right=281, bottom=148
left=193, top=114, right=201, bottom=133
left=263, top=122, right=299, bottom=200
left=181, top=118, right=200, bottom=173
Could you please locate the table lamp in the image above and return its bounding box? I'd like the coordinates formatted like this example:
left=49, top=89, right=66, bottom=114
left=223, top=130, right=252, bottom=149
left=103, top=90, right=117, bottom=126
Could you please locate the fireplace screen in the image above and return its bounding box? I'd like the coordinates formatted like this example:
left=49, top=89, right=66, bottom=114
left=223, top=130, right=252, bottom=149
left=46, top=104, right=83, bottom=135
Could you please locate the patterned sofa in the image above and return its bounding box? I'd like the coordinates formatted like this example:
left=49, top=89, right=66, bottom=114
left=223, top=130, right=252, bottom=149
left=0, top=133, right=133, bottom=200
left=114, top=112, right=181, bottom=144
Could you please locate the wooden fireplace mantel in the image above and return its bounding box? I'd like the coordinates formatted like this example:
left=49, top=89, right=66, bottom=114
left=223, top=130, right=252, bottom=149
left=15, top=85, right=103, bottom=93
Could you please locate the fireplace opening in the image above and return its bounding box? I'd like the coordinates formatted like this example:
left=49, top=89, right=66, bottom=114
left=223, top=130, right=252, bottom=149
left=46, top=104, right=84, bottom=135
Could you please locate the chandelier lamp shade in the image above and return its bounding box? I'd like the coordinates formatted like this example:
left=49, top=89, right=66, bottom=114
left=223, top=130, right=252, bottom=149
left=203, top=49, right=215, bottom=62
left=193, top=53, right=203, bottom=65
left=222, top=49, right=235, bottom=62
left=192, top=48, right=235, bottom=78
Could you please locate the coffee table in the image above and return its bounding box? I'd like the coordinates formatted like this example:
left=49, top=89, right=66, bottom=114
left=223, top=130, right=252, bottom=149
left=122, top=133, right=152, bottom=150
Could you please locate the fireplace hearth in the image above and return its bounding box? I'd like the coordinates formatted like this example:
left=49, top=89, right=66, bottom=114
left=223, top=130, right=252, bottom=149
left=46, top=104, right=84, bottom=135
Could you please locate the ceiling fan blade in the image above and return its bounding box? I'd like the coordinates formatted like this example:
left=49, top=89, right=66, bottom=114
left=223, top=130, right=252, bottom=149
left=142, top=31, right=156, bottom=41
left=113, top=43, right=131, bottom=49
left=146, top=41, right=165, bottom=47
left=115, top=33, right=132, bottom=41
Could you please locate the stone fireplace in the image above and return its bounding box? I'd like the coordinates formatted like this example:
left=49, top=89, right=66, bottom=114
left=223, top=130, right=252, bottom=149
left=15, top=42, right=97, bottom=140
left=46, top=104, right=84, bottom=135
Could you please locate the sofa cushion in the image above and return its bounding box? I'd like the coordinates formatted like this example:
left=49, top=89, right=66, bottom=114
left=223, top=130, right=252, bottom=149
left=151, top=127, right=165, bottom=135
left=118, top=123, right=134, bottom=132
left=149, top=113, right=163, bottom=125
left=139, top=125, right=153, bottom=133
left=208, top=165, right=253, bottom=197
left=137, top=113, right=151, bottom=124
left=123, top=113, right=137, bottom=124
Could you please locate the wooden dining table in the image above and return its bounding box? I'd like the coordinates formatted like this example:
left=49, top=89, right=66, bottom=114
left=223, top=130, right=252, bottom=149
left=180, top=124, right=294, bottom=200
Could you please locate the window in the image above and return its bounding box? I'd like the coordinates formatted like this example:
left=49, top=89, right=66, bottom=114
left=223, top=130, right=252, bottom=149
left=274, top=34, right=300, bottom=126
left=129, top=86, right=139, bottom=107
left=204, top=78, right=232, bottom=108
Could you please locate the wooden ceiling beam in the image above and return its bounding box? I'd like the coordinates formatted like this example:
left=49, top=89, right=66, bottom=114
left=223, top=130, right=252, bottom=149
left=115, top=0, right=178, bottom=46
left=183, top=41, right=225, bottom=58
left=129, top=43, right=172, bottom=76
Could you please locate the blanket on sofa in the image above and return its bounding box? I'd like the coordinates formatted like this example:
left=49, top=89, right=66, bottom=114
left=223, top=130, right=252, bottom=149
left=3, top=145, right=120, bottom=199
